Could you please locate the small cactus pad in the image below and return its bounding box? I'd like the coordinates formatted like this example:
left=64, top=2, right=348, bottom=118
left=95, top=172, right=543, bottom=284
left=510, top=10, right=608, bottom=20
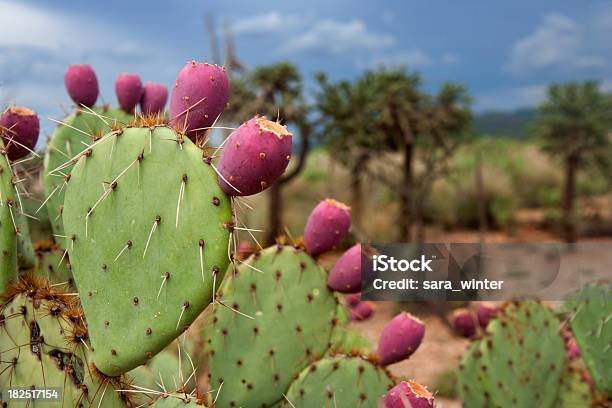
left=64, top=64, right=99, bottom=107
left=16, top=208, right=35, bottom=269
left=43, top=107, right=132, bottom=239
left=377, top=312, right=425, bottom=366
left=555, top=366, right=594, bottom=407
left=0, top=141, right=17, bottom=294
left=0, top=277, right=128, bottom=407
left=217, top=116, right=292, bottom=196
left=382, top=380, right=435, bottom=408
left=304, top=199, right=351, bottom=256
left=169, top=61, right=230, bottom=142
left=282, top=355, right=394, bottom=407
left=206, top=245, right=338, bottom=407
left=149, top=394, right=204, bottom=407
left=565, top=282, right=611, bottom=394
left=32, top=242, right=73, bottom=286
left=0, top=105, right=40, bottom=161
left=458, top=302, right=566, bottom=408
left=141, top=82, right=169, bottom=115
left=63, top=125, right=232, bottom=376
left=116, top=73, right=144, bottom=113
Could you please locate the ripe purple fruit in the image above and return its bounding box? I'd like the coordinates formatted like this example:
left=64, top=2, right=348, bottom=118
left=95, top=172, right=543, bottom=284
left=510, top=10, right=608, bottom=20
left=382, top=380, right=434, bottom=408
left=169, top=61, right=230, bottom=141
left=115, top=73, right=143, bottom=113
left=476, top=302, right=498, bottom=329
left=328, top=244, right=369, bottom=293
left=0, top=106, right=40, bottom=161
left=140, top=82, right=168, bottom=115
left=303, top=199, right=351, bottom=256
left=349, top=301, right=373, bottom=321
left=345, top=293, right=361, bottom=308
left=377, top=312, right=425, bottom=366
left=451, top=308, right=477, bottom=338
left=217, top=116, right=292, bottom=196
left=64, top=64, right=99, bottom=107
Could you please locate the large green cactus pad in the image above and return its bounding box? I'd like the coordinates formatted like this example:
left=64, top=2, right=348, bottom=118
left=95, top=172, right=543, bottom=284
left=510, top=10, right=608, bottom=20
left=566, top=282, right=611, bottom=395
left=0, top=144, right=17, bottom=294
left=43, top=107, right=132, bottom=239
left=0, top=278, right=128, bottom=407
left=63, top=125, right=232, bottom=376
left=206, top=245, right=338, bottom=407
left=555, top=366, right=593, bottom=407
left=458, top=302, right=566, bottom=408
left=282, top=355, right=394, bottom=408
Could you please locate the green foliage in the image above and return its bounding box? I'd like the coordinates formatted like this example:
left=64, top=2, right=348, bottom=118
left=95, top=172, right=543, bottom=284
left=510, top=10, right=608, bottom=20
left=0, top=285, right=127, bottom=407
left=62, top=125, right=232, bottom=376
left=43, top=107, right=132, bottom=240
left=282, top=355, right=394, bottom=407
left=32, top=245, right=73, bottom=286
left=0, top=143, right=17, bottom=294
left=565, top=283, right=611, bottom=395
left=458, top=302, right=566, bottom=408
left=205, top=245, right=339, bottom=407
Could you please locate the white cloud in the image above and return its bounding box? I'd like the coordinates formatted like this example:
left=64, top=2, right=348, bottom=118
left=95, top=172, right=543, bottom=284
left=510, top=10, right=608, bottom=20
left=281, top=19, right=395, bottom=54
left=475, top=85, right=548, bottom=111
left=365, top=50, right=433, bottom=69
left=232, top=12, right=304, bottom=34
left=441, top=53, right=460, bottom=65
left=507, top=13, right=605, bottom=72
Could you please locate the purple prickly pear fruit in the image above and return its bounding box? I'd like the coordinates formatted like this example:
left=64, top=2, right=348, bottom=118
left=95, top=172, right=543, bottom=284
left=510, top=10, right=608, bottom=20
left=476, top=302, right=498, bottom=329
left=237, top=241, right=254, bottom=260
left=64, top=64, right=99, bottom=107
left=349, top=301, right=374, bottom=321
left=328, top=244, right=369, bottom=293
left=345, top=293, right=361, bottom=308
left=169, top=61, right=230, bottom=141
left=0, top=106, right=40, bottom=161
left=217, top=116, right=292, bottom=196
left=140, top=82, right=168, bottom=115
left=115, top=73, right=143, bottom=113
left=303, top=199, right=351, bottom=256
left=566, top=337, right=581, bottom=360
left=451, top=308, right=477, bottom=338
left=382, top=380, right=435, bottom=408
left=377, top=312, right=425, bottom=366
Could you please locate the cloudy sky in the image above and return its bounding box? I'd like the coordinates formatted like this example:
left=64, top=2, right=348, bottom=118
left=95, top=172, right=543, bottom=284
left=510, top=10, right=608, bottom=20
left=2, top=0, right=612, bottom=136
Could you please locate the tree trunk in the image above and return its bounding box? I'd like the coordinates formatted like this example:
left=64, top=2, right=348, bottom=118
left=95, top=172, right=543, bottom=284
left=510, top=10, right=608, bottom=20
left=561, top=154, right=578, bottom=243
left=266, top=182, right=283, bottom=245
left=399, top=143, right=414, bottom=241
left=350, top=153, right=368, bottom=228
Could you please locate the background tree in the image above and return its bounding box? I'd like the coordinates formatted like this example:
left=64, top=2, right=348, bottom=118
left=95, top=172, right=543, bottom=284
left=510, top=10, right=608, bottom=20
left=225, top=62, right=311, bottom=244
left=534, top=81, right=612, bottom=242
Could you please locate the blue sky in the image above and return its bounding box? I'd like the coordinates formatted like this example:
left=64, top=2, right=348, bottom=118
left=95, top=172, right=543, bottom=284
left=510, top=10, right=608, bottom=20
left=2, top=0, right=612, bottom=137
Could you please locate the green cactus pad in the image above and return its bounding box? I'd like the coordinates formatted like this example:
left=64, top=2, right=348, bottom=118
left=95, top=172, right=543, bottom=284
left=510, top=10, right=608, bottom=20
left=0, top=144, right=17, bottom=294
left=16, top=209, right=35, bottom=269
left=282, top=355, right=394, bottom=407
left=566, top=282, right=611, bottom=395
left=149, top=393, right=204, bottom=407
left=32, top=243, right=73, bottom=286
left=555, top=366, right=593, bottom=407
left=206, top=245, right=339, bottom=407
left=458, top=301, right=566, bottom=408
left=43, top=107, right=132, bottom=240
left=0, top=277, right=129, bottom=407
left=63, top=124, right=232, bottom=376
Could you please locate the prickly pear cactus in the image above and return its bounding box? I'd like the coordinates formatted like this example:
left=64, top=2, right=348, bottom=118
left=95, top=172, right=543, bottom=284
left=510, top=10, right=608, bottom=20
left=149, top=393, right=204, bottom=407
left=555, top=366, right=593, bottom=407
left=205, top=245, right=339, bottom=407
left=565, top=282, right=611, bottom=395
left=43, top=107, right=132, bottom=239
left=16, top=210, right=35, bottom=269
left=0, top=276, right=129, bottom=407
left=329, top=302, right=371, bottom=354
left=282, top=355, right=394, bottom=407
left=62, top=121, right=232, bottom=376
left=0, top=144, right=17, bottom=294
left=32, top=242, right=73, bottom=286
left=458, top=302, right=566, bottom=408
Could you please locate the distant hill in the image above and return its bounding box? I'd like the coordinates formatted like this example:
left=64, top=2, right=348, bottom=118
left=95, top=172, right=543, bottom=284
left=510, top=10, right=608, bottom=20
left=473, top=108, right=536, bottom=138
